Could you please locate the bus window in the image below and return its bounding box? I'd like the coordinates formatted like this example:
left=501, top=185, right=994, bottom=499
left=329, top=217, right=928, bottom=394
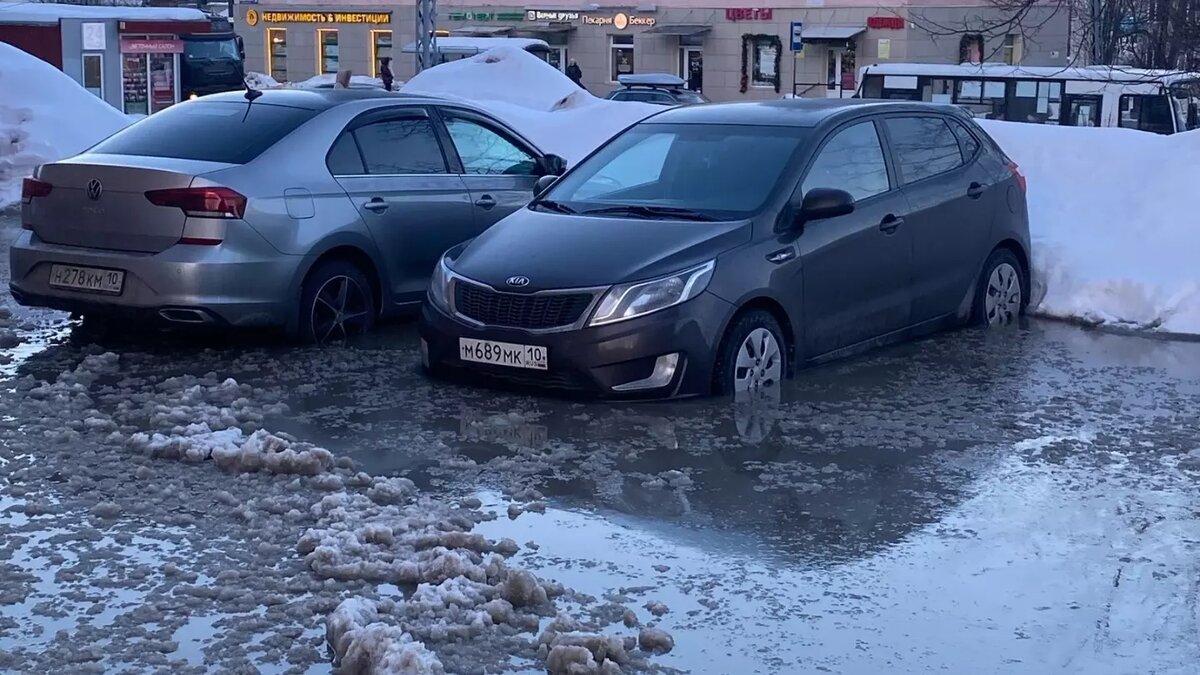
left=1169, top=81, right=1200, bottom=131
left=1119, top=95, right=1175, bottom=134
left=955, top=79, right=1006, bottom=119
left=1063, top=94, right=1102, bottom=127
left=859, top=74, right=921, bottom=100
left=861, top=74, right=883, bottom=98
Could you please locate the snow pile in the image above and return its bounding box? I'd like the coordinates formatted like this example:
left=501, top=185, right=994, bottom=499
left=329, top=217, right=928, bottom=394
left=244, top=71, right=281, bottom=89
left=289, top=73, right=387, bottom=90
left=400, top=47, right=658, bottom=163
left=0, top=42, right=131, bottom=207
left=981, top=120, right=1200, bottom=334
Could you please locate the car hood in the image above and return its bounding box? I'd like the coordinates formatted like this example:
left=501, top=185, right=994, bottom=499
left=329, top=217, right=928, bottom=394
left=450, top=208, right=752, bottom=290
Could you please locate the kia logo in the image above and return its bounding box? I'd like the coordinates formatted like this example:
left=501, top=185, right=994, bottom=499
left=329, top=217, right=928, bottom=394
left=505, top=275, right=530, bottom=287
left=86, top=179, right=103, bottom=201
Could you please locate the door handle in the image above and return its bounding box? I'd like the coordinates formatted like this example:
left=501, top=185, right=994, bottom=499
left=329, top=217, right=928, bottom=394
left=363, top=198, right=388, bottom=213
left=474, top=194, right=497, bottom=210
left=879, top=214, right=904, bottom=234
left=967, top=182, right=985, bottom=199
left=766, top=247, right=796, bottom=264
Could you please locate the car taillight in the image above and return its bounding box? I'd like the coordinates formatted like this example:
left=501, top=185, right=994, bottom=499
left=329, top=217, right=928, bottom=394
left=145, top=186, right=247, bottom=219
left=21, top=177, right=52, bottom=204
left=1007, top=161, right=1026, bottom=193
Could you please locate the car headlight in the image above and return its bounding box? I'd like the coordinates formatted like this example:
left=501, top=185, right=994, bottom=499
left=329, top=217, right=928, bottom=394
left=428, top=256, right=452, bottom=310
left=589, top=260, right=715, bottom=327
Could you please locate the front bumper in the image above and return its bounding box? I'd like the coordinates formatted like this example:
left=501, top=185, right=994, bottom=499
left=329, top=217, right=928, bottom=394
left=8, top=225, right=304, bottom=328
left=418, top=291, right=735, bottom=399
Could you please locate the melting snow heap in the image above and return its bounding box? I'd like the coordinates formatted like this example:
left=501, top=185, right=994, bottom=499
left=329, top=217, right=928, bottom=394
left=400, top=46, right=658, bottom=165
left=0, top=42, right=131, bottom=207
left=980, top=120, right=1200, bottom=335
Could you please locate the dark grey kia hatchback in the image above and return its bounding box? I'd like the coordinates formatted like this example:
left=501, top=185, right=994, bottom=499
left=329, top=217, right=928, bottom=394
left=419, top=99, right=1031, bottom=399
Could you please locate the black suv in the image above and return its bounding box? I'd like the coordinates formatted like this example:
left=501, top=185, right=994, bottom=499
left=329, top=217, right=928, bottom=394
left=605, top=74, right=708, bottom=106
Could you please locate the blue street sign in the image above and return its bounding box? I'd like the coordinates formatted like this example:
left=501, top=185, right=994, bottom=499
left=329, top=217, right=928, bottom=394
left=790, top=21, right=803, bottom=51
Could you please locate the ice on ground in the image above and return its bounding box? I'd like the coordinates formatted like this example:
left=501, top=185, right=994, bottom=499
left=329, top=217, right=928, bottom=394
left=980, top=120, right=1200, bottom=335
left=400, top=47, right=658, bottom=163
left=0, top=42, right=132, bottom=207
left=328, top=598, right=444, bottom=674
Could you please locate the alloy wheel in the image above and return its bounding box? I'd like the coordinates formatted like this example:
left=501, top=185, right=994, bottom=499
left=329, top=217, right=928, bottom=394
left=309, top=275, right=371, bottom=344
left=733, top=327, right=783, bottom=394
left=984, top=262, right=1022, bottom=327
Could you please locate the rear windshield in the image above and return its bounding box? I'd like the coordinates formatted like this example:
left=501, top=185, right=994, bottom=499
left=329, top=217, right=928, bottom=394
left=89, top=101, right=318, bottom=164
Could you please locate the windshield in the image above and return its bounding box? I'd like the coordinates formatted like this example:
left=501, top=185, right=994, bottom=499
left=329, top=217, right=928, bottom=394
left=542, top=123, right=808, bottom=220
left=184, top=39, right=241, bottom=61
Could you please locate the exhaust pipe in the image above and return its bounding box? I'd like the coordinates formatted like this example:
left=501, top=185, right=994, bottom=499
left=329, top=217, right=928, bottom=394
left=158, top=308, right=213, bottom=324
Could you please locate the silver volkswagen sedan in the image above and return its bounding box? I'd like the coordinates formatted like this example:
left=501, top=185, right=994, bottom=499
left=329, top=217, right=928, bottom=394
left=11, top=88, right=565, bottom=342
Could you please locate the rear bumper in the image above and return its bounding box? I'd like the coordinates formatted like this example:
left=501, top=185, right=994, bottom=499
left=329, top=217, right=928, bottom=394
left=419, top=291, right=734, bottom=400
left=8, top=225, right=304, bottom=328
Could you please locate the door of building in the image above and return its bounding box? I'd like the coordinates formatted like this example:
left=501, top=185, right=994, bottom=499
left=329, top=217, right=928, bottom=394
left=679, top=47, right=702, bottom=92
left=824, top=46, right=857, bottom=98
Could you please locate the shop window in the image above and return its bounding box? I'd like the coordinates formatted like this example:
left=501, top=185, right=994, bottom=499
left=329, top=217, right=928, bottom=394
left=959, top=34, right=984, bottom=64
left=1003, top=34, right=1023, bottom=65
left=267, top=28, right=287, bottom=82
left=318, top=29, right=339, bottom=75
left=1119, top=95, right=1175, bottom=134
left=83, top=53, right=103, bottom=98
left=610, top=35, right=634, bottom=82
left=547, top=46, right=566, bottom=72
left=371, top=30, right=392, bottom=77
left=751, top=36, right=780, bottom=88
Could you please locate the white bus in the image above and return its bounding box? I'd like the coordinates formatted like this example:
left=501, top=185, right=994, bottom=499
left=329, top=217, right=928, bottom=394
left=856, top=63, right=1200, bottom=134
left=401, top=37, right=552, bottom=66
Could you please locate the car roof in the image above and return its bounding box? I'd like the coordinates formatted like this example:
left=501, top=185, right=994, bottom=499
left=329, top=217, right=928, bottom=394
left=199, top=88, right=443, bottom=111
left=644, top=98, right=966, bottom=127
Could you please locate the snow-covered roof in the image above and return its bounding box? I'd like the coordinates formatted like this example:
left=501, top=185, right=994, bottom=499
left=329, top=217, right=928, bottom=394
left=401, top=37, right=549, bottom=55
left=0, top=1, right=207, bottom=25
left=859, top=62, right=1200, bottom=84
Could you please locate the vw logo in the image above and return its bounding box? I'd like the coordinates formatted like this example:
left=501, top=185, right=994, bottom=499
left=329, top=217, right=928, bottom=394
left=86, top=179, right=103, bottom=201
left=505, top=275, right=531, bottom=288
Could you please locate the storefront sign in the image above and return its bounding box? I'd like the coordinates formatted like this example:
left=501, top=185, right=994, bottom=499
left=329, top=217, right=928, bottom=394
left=121, top=38, right=183, bottom=54
left=867, top=16, right=905, bottom=29
left=247, top=10, right=391, bottom=25
left=449, top=11, right=526, bottom=21
left=726, top=8, right=773, bottom=21
left=582, top=12, right=656, bottom=29
left=525, top=10, right=580, bottom=22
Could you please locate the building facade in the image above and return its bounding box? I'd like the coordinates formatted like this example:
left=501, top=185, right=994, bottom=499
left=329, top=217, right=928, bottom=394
left=235, top=0, right=1071, bottom=102
left=0, top=4, right=213, bottom=114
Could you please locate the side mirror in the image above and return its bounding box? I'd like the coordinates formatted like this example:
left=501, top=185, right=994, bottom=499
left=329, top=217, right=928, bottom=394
left=795, top=188, right=855, bottom=226
left=533, top=174, right=557, bottom=197
left=537, top=153, right=567, bottom=177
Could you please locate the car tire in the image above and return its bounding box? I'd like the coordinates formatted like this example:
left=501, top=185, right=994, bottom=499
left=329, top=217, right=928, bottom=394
left=296, top=259, right=376, bottom=344
left=972, top=248, right=1026, bottom=328
left=713, top=309, right=788, bottom=397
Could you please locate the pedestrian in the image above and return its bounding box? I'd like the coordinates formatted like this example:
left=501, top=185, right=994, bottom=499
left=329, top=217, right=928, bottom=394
left=566, top=59, right=584, bottom=89
left=687, top=67, right=701, bottom=93
left=380, top=57, right=394, bottom=92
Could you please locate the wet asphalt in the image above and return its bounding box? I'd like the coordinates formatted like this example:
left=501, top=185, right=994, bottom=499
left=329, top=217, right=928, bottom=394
left=1, top=213, right=1198, bottom=674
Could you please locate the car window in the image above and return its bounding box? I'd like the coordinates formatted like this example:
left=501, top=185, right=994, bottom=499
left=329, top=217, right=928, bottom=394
left=443, top=116, right=537, bottom=175
left=883, top=116, right=965, bottom=184
left=801, top=121, right=890, bottom=201
left=89, top=101, right=318, bottom=164
left=616, top=90, right=673, bottom=103
left=545, top=122, right=808, bottom=219
left=571, top=132, right=674, bottom=199
left=352, top=118, right=447, bottom=175
left=326, top=132, right=365, bottom=175
left=949, top=120, right=981, bottom=161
